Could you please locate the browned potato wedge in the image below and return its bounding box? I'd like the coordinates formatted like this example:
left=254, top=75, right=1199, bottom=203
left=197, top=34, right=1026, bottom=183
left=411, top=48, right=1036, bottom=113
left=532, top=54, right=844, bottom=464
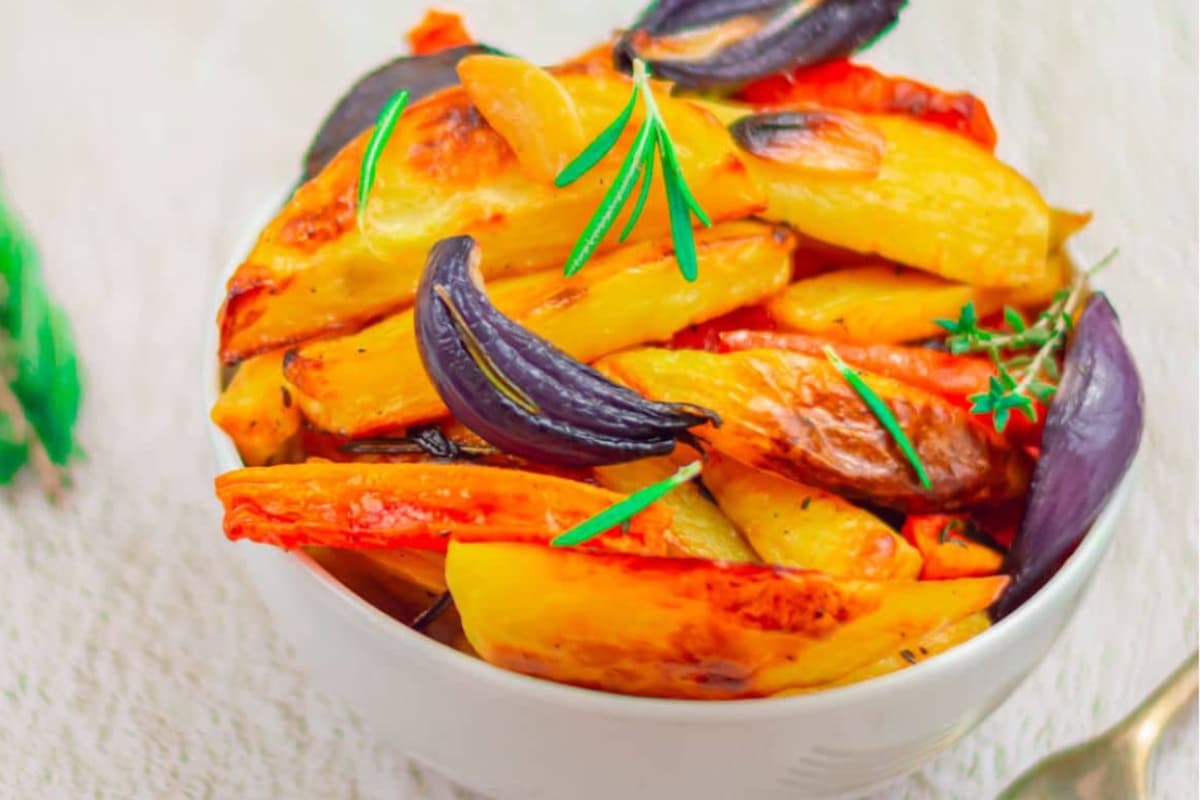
left=447, top=540, right=1008, bottom=698
left=745, top=112, right=1051, bottom=289
left=597, top=348, right=1031, bottom=512
left=285, top=222, right=793, bottom=436
left=210, top=349, right=300, bottom=465
left=594, top=456, right=758, bottom=562
left=702, top=455, right=921, bottom=579
left=218, top=65, right=763, bottom=363
left=778, top=612, right=991, bottom=694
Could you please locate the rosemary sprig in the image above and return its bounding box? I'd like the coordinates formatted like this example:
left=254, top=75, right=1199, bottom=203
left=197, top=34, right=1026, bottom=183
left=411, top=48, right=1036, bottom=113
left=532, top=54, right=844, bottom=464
left=356, top=89, right=410, bottom=230
left=824, top=346, right=931, bottom=490
left=556, top=59, right=711, bottom=281
left=936, top=249, right=1117, bottom=432
left=550, top=460, right=700, bottom=547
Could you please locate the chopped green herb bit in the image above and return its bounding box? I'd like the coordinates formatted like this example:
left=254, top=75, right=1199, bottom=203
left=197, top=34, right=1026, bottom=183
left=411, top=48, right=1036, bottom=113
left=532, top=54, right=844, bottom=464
left=551, top=461, right=700, bottom=547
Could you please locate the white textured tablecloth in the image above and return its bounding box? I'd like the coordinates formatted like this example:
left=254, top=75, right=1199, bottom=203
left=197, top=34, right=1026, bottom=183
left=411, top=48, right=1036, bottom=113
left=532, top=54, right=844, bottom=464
left=0, top=1, right=1195, bottom=797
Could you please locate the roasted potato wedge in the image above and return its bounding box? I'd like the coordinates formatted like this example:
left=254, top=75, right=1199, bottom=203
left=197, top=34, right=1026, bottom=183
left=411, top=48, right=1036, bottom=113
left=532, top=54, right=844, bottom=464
left=765, top=256, right=1071, bottom=344
left=285, top=222, right=793, bottom=436
left=210, top=349, right=301, bottom=465
left=596, top=348, right=1032, bottom=511
left=702, top=455, right=921, bottom=579
left=447, top=541, right=1008, bottom=698
left=218, top=65, right=763, bottom=362
left=594, top=456, right=758, bottom=562
left=215, top=462, right=671, bottom=555
left=744, top=112, right=1051, bottom=289
left=781, top=611, right=991, bottom=693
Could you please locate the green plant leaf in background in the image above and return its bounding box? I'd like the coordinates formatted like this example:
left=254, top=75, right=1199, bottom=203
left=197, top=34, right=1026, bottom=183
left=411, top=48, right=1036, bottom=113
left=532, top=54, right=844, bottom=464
left=0, top=183, right=82, bottom=494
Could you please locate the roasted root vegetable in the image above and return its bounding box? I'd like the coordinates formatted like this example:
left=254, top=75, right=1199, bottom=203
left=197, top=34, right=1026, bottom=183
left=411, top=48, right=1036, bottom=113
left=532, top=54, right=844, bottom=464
left=738, top=58, right=997, bottom=150
left=741, top=113, right=1051, bottom=288
left=284, top=222, right=792, bottom=436
left=717, top=330, right=1045, bottom=446
left=784, top=611, right=990, bottom=693
left=218, top=65, right=764, bottom=363
left=215, top=462, right=672, bottom=555
left=406, top=9, right=476, bottom=55
left=901, top=514, right=1005, bottom=580
left=210, top=349, right=300, bottom=466
left=447, top=540, right=1008, bottom=698
left=413, top=236, right=718, bottom=466
left=615, top=0, right=908, bottom=90
left=594, top=456, right=758, bottom=561
left=702, top=455, right=921, bottom=578
left=763, top=257, right=1071, bottom=344
left=597, top=348, right=1032, bottom=511
left=457, top=55, right=586, bottom=183
left=302, top=45, right=487, bottom=183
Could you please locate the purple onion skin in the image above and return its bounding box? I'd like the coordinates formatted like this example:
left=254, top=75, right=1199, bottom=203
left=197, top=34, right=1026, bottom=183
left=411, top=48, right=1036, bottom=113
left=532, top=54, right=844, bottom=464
left=302, top=45, right=486, bottom=182
left=616, top=0, right=907, bottom=90
left=414, top=236, right=718, bottom=467
left=992, top=295, right=1144, bottom=620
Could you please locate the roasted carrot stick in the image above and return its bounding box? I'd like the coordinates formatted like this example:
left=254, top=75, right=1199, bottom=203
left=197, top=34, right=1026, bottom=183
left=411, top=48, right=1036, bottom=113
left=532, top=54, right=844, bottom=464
left=737, top=59, right=997, bottom=150
left=406, top=9, right=475, bottom=55
left=215, top=462, right=671, bottom=555
left=901, top=514, right=1005, bottom=580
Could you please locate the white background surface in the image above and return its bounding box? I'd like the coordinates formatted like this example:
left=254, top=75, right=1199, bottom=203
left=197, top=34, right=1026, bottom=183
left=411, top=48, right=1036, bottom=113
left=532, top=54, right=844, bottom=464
left=0, top=0, right=1196, bottom=797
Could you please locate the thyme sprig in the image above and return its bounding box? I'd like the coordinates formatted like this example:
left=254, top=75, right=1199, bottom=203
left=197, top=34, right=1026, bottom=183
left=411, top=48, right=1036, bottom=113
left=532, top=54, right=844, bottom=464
left=556, top=59, right=711, bottom=281
left=936, top=249, right=1117, bottom=432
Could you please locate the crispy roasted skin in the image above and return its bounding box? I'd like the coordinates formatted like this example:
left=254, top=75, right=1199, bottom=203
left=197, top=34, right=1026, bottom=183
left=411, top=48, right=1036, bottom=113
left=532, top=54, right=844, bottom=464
left=283, top=222, right=792, bottom=436
left=597, top=348, right=1032, bottom=512
left=217, top=65, right=764, bottom=363
left=215, top=462, right=671, bottom=555
left=447, top=541, right=1007, bottom=698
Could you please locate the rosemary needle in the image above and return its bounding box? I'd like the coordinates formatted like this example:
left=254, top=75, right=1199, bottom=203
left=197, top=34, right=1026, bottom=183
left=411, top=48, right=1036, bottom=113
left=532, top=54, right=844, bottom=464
left=551, top=461, right=700, bottom=547
left=356, top=89, right=410, bottom=230
left=824, top=346, right=932, bottom=491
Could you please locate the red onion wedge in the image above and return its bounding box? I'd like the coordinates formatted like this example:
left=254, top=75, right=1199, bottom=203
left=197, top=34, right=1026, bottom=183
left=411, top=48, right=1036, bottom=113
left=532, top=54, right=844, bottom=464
left=414, top=236, right=719, bottom=467
left=992, top=294, right=1144, bottom=619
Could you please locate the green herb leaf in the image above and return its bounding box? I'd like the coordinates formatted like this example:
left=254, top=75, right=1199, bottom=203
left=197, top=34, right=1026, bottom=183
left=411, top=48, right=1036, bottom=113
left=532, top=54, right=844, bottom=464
left=824, top=347, right=931, bottom=490
left=618, top=140, right=656, bottom=243
left=356, top=89, right=410, bottom=229
left=556, top=86, right=640, bottom=188
left=551, top=461, right=701, bottom=547
left=661, top=134, right=699, bottom=281
left=562, top=117, right=656, bottom=276
left=656, top=123, right=711, bottom=227
left=1003, top=306, right=1027, bottom=333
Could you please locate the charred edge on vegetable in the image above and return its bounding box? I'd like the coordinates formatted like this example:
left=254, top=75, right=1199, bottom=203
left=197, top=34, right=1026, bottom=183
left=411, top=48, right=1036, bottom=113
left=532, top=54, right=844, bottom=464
left=339, top=426, right=500, bottom=459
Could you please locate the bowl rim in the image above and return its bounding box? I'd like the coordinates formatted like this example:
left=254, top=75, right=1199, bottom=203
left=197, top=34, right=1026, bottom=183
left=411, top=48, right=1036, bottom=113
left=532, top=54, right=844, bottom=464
left=204, top=198, right=1136, bottom=721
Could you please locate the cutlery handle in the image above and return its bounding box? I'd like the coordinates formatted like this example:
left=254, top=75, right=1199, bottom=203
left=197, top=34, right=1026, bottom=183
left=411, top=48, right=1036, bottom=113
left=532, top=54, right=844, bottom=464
left=1118, top=651, right=1198, bottom=760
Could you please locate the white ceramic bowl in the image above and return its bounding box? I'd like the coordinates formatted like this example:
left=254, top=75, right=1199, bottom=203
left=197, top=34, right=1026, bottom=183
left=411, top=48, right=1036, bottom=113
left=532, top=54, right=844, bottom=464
left=205, top=223, right=1134, bottom=799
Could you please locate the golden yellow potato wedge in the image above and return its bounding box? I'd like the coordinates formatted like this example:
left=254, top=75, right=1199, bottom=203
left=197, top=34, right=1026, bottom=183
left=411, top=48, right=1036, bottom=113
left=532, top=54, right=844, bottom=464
left=285, top=222, right=793, bottom=435
left=744, top=112, right=1050, bottom=288
left=594, top=456, right=758, bottom=562
left=363, top=548, right=448, bottom=593
left=457, top=55, right=586, bottom=183
left=1049, top=207, right=1092, bottom=251
left=767, top=257, right=1071, bottom=344
left=447, top=541, right=1008, bottom=698
left=779, top=611, right=990, bottom=694
left=218, top=65, right=764, bottom=362
left=597, top=348, right=1031, bottom=512
left=702, top=455, right=920, bottom=579
left=210, top=349, right=300, bottom=466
